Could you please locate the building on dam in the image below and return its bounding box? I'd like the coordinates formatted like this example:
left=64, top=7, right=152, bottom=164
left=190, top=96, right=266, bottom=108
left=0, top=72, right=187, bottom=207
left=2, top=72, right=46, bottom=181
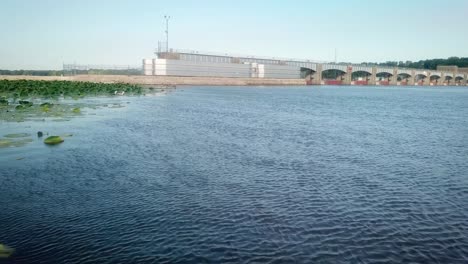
left=143, top=49, right=468, bottom=86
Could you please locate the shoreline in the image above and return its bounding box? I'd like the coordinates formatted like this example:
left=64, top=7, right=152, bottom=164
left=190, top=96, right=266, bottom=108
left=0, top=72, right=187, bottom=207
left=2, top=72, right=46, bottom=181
left=2, top=75, right=467, bottom=87
left=0, top=75, right=306, bottom=86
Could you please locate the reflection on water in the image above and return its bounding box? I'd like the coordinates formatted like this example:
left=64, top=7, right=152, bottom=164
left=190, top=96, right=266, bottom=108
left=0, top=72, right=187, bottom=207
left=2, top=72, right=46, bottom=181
left=1, top=86, right=468, bottom=263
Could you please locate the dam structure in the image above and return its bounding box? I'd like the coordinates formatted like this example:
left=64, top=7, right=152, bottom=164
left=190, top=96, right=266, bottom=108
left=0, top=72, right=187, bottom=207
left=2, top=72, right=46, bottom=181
left=143, top=50, right=468, bottom=86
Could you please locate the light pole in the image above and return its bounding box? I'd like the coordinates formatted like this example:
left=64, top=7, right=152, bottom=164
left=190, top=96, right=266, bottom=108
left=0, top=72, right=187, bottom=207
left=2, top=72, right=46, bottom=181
left=164, top=15, right=171, bottom=53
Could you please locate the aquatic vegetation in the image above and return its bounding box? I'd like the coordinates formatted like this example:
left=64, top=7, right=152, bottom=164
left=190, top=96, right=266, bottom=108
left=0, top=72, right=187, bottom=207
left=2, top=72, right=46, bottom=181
left=0, top=137, right=33, bottom=148
left=0, top=79, right=143, bottom=99
left=0, top=139, right=12, bottom=148
left=15, top=105, right=26, bottom=110
left=4, top=133, right=31, bottom=138
left=0, top=80, right=153, bottom=122
left=18, top=100, right=33, bottom=107
left=0, top=96, right=8, bottom=105
left=0, top=244, right=14, bottom=258
left=1, top=133, right=33, bottom=148
left=40, top=102, right=53, bottom=108
left=44, top=136, right=64, bottom=145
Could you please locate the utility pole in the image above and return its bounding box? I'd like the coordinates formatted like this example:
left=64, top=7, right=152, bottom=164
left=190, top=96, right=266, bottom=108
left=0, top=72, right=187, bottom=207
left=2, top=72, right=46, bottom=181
left=164, top=15, right=171, bottom=53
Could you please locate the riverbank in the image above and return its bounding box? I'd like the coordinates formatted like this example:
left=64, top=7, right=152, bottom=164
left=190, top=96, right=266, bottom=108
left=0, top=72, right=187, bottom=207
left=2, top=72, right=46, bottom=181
left=0, top=75, right=306, bottom=86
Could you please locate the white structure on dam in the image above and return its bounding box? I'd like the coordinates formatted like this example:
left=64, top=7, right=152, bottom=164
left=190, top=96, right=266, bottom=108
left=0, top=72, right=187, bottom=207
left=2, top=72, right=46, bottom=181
left=143, top=50, right=468, bottom=86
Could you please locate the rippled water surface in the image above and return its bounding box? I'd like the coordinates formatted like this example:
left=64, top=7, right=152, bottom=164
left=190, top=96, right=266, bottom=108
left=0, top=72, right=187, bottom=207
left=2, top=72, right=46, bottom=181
left=1, top=86, right=468, bottom=263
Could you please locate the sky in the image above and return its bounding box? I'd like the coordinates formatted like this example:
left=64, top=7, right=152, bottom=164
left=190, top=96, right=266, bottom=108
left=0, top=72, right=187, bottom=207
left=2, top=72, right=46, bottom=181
left=1, top=0, right=467, bottom=70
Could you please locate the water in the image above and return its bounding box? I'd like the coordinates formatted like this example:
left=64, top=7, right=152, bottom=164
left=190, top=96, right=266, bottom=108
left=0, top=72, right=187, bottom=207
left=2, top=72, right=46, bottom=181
left=1, top=86, right=468, bottom=263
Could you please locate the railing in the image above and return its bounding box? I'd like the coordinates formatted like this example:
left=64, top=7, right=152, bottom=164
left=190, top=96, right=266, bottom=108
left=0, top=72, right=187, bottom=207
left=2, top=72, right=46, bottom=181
left=163, top=48, right=330, bottom=64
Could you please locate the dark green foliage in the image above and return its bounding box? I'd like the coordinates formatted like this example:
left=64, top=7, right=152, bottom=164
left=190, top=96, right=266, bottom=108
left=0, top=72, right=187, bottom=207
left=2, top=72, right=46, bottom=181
left=0, top=80, right=143, bottom=99
left=19, top=100, right=33, bottom=107
left=0, top=96, right=8, bottom=105
left=0, top=69, right=142, bottom=76
left=0, top=70, right=64, bottom=76
left=360, top=57, right=468, bottom=70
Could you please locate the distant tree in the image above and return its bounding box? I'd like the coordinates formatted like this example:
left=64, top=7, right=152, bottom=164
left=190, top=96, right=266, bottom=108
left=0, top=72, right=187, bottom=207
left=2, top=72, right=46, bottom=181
left=360, top=58, right=468, bottom=70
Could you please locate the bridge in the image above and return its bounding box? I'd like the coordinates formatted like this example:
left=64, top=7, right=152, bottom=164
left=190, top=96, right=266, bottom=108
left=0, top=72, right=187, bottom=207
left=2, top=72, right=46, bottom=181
left=144, top=50, right=468, bottom=86
left=306, top=65, right=467, bottom=86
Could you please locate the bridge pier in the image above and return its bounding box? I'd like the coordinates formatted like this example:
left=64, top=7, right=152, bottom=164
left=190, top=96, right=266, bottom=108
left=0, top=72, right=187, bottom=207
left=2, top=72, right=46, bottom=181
left=424, top=72, right=431, bottom=86
left=369, top=67, right=377, bottom=86
left=390, top=68, right=398, bottom=85
left=312, top=64, right=322, bottom=85
left=343, top=66, right=352, bottom=85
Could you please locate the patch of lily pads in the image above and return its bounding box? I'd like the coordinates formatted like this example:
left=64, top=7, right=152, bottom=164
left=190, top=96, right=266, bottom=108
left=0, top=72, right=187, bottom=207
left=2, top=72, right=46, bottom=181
left=0, top=101, right=87, bottom=122
left=0, top=80, right=167, bottom=150
left=0, top=79, right=159, bottom=123
left=0, top=138, right=33, bottom=148
left=0, top=133, right=33, bottom=149
left=0, top=132, right=73, bottom=149
left=0, top=79, right=143, bottom=99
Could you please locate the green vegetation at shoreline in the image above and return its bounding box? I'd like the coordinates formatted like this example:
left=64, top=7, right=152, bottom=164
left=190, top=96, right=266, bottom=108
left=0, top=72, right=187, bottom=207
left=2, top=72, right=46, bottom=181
left=0, top=79, right=143, bottom=99
left=0, top=79, right=146, bottom=123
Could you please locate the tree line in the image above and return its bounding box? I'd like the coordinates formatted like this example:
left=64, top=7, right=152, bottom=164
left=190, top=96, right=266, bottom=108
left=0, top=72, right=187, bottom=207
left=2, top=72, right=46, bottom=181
left=0, top=69, right=142, bottom=76
left=359, top=57, right=468, bottom=70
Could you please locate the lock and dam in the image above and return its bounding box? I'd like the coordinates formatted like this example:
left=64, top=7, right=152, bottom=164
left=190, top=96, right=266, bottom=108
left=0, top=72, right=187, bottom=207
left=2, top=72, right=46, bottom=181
left=142, top=49, right=468, bottom=86
left=4, top=50, right=467, bottom=87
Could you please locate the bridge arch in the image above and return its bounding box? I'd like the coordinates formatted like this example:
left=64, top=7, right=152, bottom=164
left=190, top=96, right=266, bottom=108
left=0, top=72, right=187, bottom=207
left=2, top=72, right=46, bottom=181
left=397, top=73, right=411, bottom=82
left=300, top=67, right=315, bottom=79
left=322, top=69, right=346, bottom=80
left=376, top=72, right=392, bottom=82
left=414, top=73, right=427, bottom=80
left=376, top=71, right=393, bottom=76
left=351, top=70, right=371, bottom=81
left=414, top=73, right=429, bottom=85
left=429, top=75, right=441, bottom=84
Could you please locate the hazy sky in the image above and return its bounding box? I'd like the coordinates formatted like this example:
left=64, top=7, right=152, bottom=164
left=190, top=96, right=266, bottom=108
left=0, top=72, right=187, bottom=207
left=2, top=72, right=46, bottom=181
left=1, top=0, right=467, bottom=69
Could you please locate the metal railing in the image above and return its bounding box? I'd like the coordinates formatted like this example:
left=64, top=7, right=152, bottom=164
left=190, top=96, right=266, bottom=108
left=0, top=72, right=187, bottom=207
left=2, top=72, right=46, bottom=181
left=163, top=48, right=331, bottom=64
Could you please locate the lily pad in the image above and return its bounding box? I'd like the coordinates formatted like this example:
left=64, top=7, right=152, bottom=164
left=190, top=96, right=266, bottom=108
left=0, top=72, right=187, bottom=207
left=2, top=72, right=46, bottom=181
left=51, top=118, right=70, bottom=122
left=44, top=136, right=64, bottom=145
left=4, top=133, right=31, bottom=138
left=40, top=102, right=53, bottom=107
left=10, top=138, right=33, bottom=147
left=72, top=107, right=81, bottom=114
left=0, top=138, right=31, bottom=148
left=0, top=139, right=13, bottom=148
left=19, top=100, right=33, bottom=106
left=0, top=244, right=14, bottom=258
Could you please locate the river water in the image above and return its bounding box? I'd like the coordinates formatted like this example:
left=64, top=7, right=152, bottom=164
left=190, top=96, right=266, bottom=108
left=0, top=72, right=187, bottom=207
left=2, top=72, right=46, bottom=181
left=1, top=86, right=468, bottom=263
